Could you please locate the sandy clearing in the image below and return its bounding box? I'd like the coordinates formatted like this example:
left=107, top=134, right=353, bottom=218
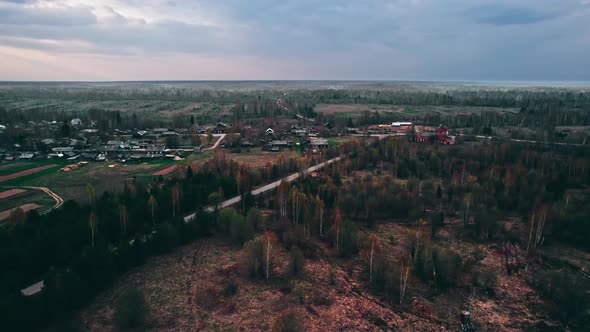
left=0, top=188, right=26, bottom=199
left=0, top=203, right=41, bottom=221
left=0, top=164, right=57, bottom=182
left=152, top=164, right=179, bottom=176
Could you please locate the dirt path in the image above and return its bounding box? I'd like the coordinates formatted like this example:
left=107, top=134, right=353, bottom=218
left=23, top=186, right=64, bottom=213
left=0, top=164, right=57, bottom=182
left=203, top=134, right=226, bottom=151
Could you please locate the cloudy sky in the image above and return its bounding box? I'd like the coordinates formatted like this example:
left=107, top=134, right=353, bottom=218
left=0, top=0, right=589, bottom=81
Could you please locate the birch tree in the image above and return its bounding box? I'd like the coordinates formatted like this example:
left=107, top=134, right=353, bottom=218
left=262, top=231, right=278, bottom=279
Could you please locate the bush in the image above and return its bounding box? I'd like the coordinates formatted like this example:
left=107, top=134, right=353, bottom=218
left=223, top=282, right=239, bottom=297
left=114, top=288, right=149, bottom=330
left=244, top=238, right=264, bottom=279
left=289, top=246, right=306, bottom=277
left=534, top=270, right=590, bottom=324
left=272, top=310, right=304, bottom=332
left=229, top=215, right=254, bottom=246
left=433, top=248, right=463, bottom=290
left=473, top=268, right=497, bottom=296
left=292, top=283, right=306, bottom=304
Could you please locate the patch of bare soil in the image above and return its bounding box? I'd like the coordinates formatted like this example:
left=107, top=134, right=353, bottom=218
left=152, top=164, right=180, bottom=176
left=78, top=236, right=445, bottom=332
left=0, top=203, right=41, bottom=221
left=0, top=188, right=26, bottom=199
left=0, top=164, right=56, bottom=182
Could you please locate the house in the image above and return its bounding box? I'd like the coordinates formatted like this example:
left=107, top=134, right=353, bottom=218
left=70, top=118, right=83, bottom=127
left=291, top=126, right=307, bottom=136
left=19, top=153, right=34, bottom=160
left=215, top=122, right=230, bottom=133
left=265, top=128, right=275, bottom=135
left=21, top=280, right=44, bottom=296
left=392, top=122, right=413, bottom=127
left=134, top=130, right=148, bottom=138
left=309, top=139, right=329, bottom=149
left=41, top=138, right=56, bottom=146
left=266, top=140, right=290, bottom=151
left=52, top=147, right=74, bottom=153
left=81, top=128, right=99, bottom=135
left=70, top=139, right=86, bottom=148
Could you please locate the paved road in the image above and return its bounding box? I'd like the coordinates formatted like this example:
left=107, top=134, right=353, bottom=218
left=24, top=186, right=64, bottom=214
left=203, top=134, right=226, bottom=151
left=184, top=155, right=342, bottom=222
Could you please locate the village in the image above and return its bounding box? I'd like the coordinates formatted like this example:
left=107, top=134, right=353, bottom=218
left=0, top=116, right=455, bottom=165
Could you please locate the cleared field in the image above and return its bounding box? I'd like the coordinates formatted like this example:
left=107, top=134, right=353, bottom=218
left=227, top=150, right=299, bottom=168
left=0, top=188, right=55, bottom=213
left=9, top=161, right=179, bottom=202
left=0, top=188, right=26, bottom=199
left=315, top=104, right=520, bottom=117
left=0, top=164, right=57, bottom=182
left=1, top=98, right=232, bottom=122
left=0, top=203, right=41, bottom=221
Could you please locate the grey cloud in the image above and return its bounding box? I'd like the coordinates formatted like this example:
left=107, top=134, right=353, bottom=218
left=0, top=4, right=97, bottom=26
left=0, top=0, right=589, bottom=81
left=469, top=5, right=559, bottom=26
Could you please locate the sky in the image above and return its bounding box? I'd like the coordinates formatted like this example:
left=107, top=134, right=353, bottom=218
left=0, top=0, right=589, bottom=81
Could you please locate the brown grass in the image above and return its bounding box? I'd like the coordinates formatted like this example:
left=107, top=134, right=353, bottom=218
left=0, top=164, right=57, bottom=182
left=0, top=203, right=41, bottom=221
left=315, top=104, right=404, bottom=115
left=0, top=189, right=26, bottom=199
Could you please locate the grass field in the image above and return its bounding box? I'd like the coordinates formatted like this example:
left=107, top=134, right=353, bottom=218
left=226, top=149, right=299, bottom=168
left=1, top=160, right=181, bottom=202
left=0, top=188, right=55, bottom=216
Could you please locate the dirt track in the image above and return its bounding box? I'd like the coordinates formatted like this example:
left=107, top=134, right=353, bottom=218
left=0, top=164, right=56, bottom=182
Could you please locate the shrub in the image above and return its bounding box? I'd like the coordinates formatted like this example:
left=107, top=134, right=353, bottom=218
left=222, top=281, right=239, bottom=297
left=114, top=288, right=149, bottom=330
left=244, top=238, right=264, bottom=279
left=289, top=246, right=306, bottom=277
left=292, top=283, right=306, bottom=304
left=272, top=310, right=304, bottom=332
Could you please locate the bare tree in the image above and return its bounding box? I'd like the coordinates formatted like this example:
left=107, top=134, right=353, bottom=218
left=363, top=234, right=382, bottom=284
left=262, top=231, right=278, bottom=279
left=399, top=253, right=412, bottom=304
left=332, top=208, right=343, bottom=252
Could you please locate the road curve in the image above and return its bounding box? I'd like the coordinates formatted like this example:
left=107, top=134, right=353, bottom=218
left=23, top=186, right=64, bottom=214
left=184, top=155, right=342, bottom=222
